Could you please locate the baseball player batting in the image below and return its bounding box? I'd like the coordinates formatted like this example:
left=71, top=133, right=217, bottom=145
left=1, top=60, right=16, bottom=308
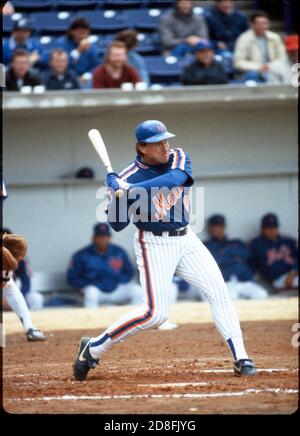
left=73, top=120, right=256, bottom=380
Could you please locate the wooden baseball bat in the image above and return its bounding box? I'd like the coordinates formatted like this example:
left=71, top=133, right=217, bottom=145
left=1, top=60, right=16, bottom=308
left=88, top=129, right=123, bottom=198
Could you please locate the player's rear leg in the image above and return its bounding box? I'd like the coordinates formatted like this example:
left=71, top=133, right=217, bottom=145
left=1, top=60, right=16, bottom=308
left=176, top=232, right=256, bottom=375
left=73, top=230, right=179, bottom=380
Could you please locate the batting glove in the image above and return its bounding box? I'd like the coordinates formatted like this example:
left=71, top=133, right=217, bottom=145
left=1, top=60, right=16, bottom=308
left=106, top=173, right=132, bottom=192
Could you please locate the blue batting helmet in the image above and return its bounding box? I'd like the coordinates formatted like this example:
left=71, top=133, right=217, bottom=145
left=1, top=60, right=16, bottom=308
left=135, top=120, right=176, bottom=143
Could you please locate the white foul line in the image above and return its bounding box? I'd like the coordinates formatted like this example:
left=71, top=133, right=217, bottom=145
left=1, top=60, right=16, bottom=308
left=11, top=388, right=299, bottom=403
left=138, top=382, right=210, bottom=388
left=178, top=368, right=298, bottom=374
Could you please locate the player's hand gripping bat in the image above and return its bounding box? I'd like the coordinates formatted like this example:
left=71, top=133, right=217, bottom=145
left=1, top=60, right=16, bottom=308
left=88, top=129, right=124, bottom=198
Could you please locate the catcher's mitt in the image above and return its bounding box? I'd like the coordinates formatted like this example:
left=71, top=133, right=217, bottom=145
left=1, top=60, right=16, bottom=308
left=2, top=233, right=28, bottom=263
left=2, top=246, right=19, bottom=271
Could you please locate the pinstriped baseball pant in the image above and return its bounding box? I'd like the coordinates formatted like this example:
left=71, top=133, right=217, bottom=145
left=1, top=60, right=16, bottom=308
left=89, top=226, right=248, bottom=361
left=3, top=278, right=33, bottom=332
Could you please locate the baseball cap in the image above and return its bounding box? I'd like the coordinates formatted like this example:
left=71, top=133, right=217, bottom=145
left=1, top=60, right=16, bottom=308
left=14, top=19, right=32, bottom=31
left=261, top=213, right=279, bottom=228
left=207, top=214, right=226, bottom=226
left=93, top=222, right=111, bottom=237
left=284, top=34, right=298, bottom=51
left=194, top=41, right=213, bottom=53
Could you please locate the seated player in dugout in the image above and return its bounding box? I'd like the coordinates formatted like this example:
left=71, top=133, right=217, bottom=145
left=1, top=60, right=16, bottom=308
left=67, top=223, right=142, bottom=308
left=250, top=213, right=298, bottom=296
left=203, top=214, right=268, bottom=300
left=73, top=120, right=257, bottom=381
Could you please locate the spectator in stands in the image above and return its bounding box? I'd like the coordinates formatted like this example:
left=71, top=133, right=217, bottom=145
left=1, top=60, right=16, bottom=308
left=1, top=228, right=44, bottom=310
left=93, top=41, right=141, bottom=89
left=43, top=48, right=80, bottom=91
left=3, top=19, right=43, bottom=67
left=234, top=11, right=286, bottom=83
left=115, top=29, right=150, bottom=86
left=53, top=18, right=99, bottom=85
left=181, top=41, right=228, bottom=85
left=5, top=49, right=42, bottom=92
left=204, top=214, right=268, bottom=299
left=2, top=1, right=14, bottom=16
left=268, top=34, right=299, bottom=85
left=67, top=223, right=142, bottom=308
left=159, top=0, right=208, bottom=58
left=205, top=0, right=249, bottom=52
left=250, top=213, right=298, bottom=295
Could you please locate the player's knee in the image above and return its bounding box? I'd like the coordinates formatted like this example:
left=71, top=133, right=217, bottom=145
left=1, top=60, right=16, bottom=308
left=151, top=310, right=169, bottom=328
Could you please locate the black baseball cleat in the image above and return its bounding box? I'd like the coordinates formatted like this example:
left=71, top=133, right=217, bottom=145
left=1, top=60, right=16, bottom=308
left=26, top=328, right=46, bottom=342
left=233, top=359, right=257, bottom=376
left=73, top=337, right=99, bottom=381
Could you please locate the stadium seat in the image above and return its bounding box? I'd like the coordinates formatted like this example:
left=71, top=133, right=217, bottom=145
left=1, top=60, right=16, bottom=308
left=147, top=0, right=175, bottom=8
left=136, top=32, right=161, bottom=55
left=123, top=8, right=163, bottom=31
left=29, top=11, right=74, bottom=34
left=38, top=35, right=58, bottom=51
left=144, top=55, right=183, bottom=85
left=13, top=1, right=54, bottom=12
left=3, top=15, right=15, bottom=35
left=55, top=0, right=100, bottom=10
left=75, top=10, right=127, bottom=32
left=103, top=0, right=146, bottom=8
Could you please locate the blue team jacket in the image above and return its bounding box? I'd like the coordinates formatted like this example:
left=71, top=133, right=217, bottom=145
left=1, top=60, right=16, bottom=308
left=42, top=35, right=100, bottom=75
left=67, top=243, right=135, bottom=292
left=250, top=234, right=298, bottom=281
left=205, top=6, right=249, bottom=51
left=3, top=37, right=44, bottom=65
left=204, top=237, right=254, bottom=282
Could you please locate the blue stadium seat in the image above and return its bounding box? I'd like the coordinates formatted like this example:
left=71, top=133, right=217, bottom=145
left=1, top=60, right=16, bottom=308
left=103, top=0, right=146, bottom=8
left=13, top=1, right=54, bottom=11
left=144, top=55, right=183, bottom=85
left=75, top=10, right=127, bottom=32
left=38, top=35, right=58, bottom=51
left=123, top=8, right=163, bottom=31
left=2, top=13, right=28, bottom=35
left=88, top=34, right=111, bottom=56
left=147, top=0, right=175, bottom=8
left=30, top=12, right=74, bottom=34
left=136, top=33, right=160, bottom=55
left=3, top=15, right=15, bottom=35
left=55, top=0, right=100, bottom=10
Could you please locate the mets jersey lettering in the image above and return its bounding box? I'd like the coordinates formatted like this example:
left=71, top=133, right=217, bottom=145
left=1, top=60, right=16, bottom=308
left=152, top=186, right=184, bottom=220
left=267, top=245, right=295, bottom=266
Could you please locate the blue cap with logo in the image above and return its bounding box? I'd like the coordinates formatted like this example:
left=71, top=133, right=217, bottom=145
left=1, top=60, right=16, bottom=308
left=261, top=213, right=279, bottom=228
left=207, top=214, right=226, bottom=226
left=93, top=222, right=111, bottom=237
left=135, top=120, right=176, bottom=144
left=194, top=41, right=213, bottom=53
